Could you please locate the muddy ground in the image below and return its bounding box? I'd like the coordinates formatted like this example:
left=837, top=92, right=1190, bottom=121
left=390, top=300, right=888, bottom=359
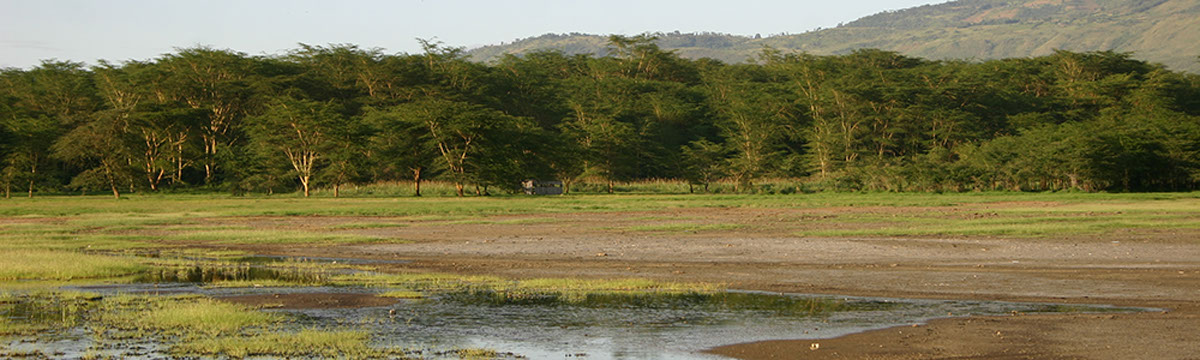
left=204, top=204, right=1200, bottom=360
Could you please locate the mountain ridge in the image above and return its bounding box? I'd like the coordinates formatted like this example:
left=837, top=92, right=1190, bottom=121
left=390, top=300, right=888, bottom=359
left=465, top=0, right=1200, bottom=72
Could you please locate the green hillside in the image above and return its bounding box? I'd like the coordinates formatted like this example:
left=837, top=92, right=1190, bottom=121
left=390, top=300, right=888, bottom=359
left=465, top=0, right=1200, bottom=72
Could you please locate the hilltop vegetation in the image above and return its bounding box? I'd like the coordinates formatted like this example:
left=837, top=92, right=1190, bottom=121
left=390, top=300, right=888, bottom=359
left=467, top=0, right=1200, bottom=73
left=2, top=36, right=1200, bottom=198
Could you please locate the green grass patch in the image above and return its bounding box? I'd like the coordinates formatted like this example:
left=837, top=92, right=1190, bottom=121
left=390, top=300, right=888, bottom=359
left=103, top=297, right=278, bottom=336
left=379, top=290, right=424, bottom=299
left=0, top=250, right=146, bottom=281
left=508, top=277, right=722, bottom=293
left=327, top=222, right=409, bottom=230
left=1, top=192, right=1198, bottom=218
left=334, top=272, right=724, bottom=301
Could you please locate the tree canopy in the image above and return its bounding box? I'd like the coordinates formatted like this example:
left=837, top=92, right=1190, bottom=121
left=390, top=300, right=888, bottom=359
left=2, top=40, right=1199, bottom=198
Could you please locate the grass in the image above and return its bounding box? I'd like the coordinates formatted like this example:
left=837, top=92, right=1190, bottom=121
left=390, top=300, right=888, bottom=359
left=0, top=191, right=1195, bottom=358
left=103, top=297, right=279, bottom=336
left=171, top=330, right=391, bottom=358
left=0, top=250, right=146, bottom=281
left=0, top=192, right=1195, bottom=287
left=379, top=290, right=425, bottom=299
left=327, top=222, right=409, bottom=230
left=1, top=191, right=1195, bottom=218
left=0, top=291, right=412, bottom=359
left=454, top=348, right=500, bottom=359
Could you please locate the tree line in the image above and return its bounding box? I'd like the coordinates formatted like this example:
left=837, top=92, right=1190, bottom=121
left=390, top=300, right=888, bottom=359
left=2, top=36, right=1199, bottom=198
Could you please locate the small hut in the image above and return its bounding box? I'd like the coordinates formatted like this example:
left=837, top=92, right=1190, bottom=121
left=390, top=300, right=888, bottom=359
left=522, top=180, right=563, bottom=195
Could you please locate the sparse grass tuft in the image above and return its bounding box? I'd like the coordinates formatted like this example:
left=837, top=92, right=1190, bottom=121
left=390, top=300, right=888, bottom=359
left=379, top=290, right=424, bottom=299
left=171, top=330, right=383, bottom=358
left=454, top=348, right=499, bottom=359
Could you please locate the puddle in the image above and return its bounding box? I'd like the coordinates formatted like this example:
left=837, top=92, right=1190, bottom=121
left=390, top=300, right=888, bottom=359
left=297, top=290, right=1143, bottom=360
left=7, top=259, right=1152, bottom=360
left=2, top=286, right=1147, bottom=359
left=130, top=265, right=327, bottom=284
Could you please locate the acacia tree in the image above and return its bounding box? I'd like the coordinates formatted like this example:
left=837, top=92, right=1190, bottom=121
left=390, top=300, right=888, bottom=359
left=52, top=109, right=135, bottom=198
left=365, top=106, right=439, bottom=196
left=389, top=98, right=521, bottom=196
left=248, top=96, right=343, bottom=197
left=93, top=61, right=188, bottom=191
left=680, top=139, right=728, bottom=193
left=157, top=47, right=258, bottom=185
left=319, top=119, right=370, bottom=198
left=561, top=100, right=636, bottom=193
left=705, top=69, right=795, bottom=191
left=0, top=62, right=97, bottom=197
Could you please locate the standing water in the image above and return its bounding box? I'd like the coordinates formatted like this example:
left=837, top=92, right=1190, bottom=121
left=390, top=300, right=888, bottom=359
left=5, top=263, right=1146, bottom=359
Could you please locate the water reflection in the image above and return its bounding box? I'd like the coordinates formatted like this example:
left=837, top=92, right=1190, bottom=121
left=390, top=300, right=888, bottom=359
left=131, top=265, right=326, bottom=284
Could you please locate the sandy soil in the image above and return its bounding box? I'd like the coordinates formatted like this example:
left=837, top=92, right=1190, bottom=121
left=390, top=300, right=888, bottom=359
left=205, top=205, right=1200, bottom=360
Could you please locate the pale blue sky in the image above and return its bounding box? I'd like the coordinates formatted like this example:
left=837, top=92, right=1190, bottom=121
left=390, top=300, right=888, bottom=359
left=0, top=0, right=949, bottom=68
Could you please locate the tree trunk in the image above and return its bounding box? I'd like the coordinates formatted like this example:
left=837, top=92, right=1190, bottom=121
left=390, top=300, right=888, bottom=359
left=454, top=182, right=464, bottom=197
left=301, top=176, right=311, bottom=197
left=28, top=164, right=35, bottom=198
left=5, top=184, right=10, bottom=198
left=204, top=161, right=213, bottom=186
left=607, top=179, right=614, bottom=194
left=333, top=183, right=340, bottom=198
left=175, top=141, right=185, bottom=185
left=412, top=167, right=422, bottom=197
left=108, top=176, right=120, bottom=199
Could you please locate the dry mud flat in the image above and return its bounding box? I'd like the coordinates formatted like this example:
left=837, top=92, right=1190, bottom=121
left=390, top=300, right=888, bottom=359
left=228, top=206, right=1200, bottom=360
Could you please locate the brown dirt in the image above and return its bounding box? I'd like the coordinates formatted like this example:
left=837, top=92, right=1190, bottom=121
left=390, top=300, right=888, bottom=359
left=217, top=293, right=399, bottom=309
left=185, top=205, right=1200, bottom=360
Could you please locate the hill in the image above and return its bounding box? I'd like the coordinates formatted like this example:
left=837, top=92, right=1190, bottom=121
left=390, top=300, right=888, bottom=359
left=465, top=0, right=1200, bottom=72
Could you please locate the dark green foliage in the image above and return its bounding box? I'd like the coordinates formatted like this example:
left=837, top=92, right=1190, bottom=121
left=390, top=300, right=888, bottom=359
left=2, top=41, right=1199, bottom=196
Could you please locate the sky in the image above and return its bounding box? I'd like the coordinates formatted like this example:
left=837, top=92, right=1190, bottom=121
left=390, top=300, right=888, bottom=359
left=0, top=0, right=950, bottom=68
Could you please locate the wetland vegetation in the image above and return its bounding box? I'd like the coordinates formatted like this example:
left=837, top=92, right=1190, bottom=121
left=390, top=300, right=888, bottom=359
left=0, top=192, right=1190, bottom=358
